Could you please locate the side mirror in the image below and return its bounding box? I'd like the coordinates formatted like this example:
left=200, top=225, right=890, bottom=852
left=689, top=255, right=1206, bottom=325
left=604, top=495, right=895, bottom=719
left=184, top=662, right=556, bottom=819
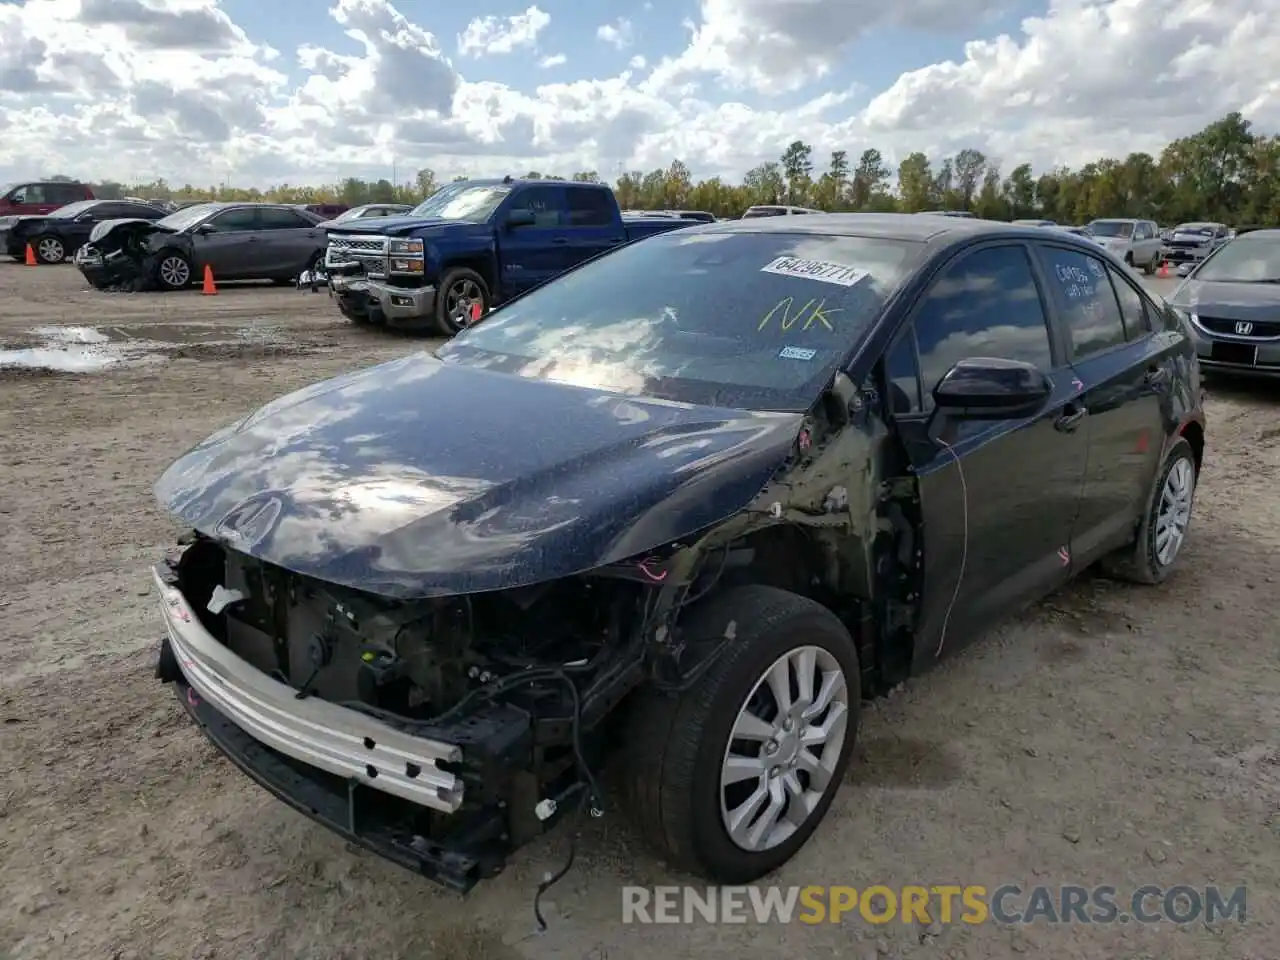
left=506, top=209, right=536, bottom=229
left=932, top=357, right=1051, bottom=420
left=194, top=222, right=216, bottom=234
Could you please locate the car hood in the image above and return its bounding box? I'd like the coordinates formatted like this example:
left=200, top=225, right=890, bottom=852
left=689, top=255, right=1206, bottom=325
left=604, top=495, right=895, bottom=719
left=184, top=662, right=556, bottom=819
left=0, top=215, right=48, bottom=230
left=88, top=218, right=174, bottom=244
left=1170, top=279, right=1280, bottom=320
left=323, top=215, right=471, bottom=237
left=154, top=353, right=804, bottom=599
left=1170, top=231, right=1213, bottom=244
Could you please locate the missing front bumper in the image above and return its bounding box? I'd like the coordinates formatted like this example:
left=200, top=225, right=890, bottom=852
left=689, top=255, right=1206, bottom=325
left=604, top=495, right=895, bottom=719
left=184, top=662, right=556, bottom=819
left=153, top=566, right=465, bottom=813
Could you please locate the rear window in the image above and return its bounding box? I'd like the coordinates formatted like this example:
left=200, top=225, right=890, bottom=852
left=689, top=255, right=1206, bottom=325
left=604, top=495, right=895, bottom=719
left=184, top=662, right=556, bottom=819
left=438, top=230, right=922, bottom=411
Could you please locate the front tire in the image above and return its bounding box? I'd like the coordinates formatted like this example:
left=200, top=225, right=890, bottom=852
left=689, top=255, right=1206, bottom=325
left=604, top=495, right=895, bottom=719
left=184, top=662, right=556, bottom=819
left=1102, top=436, right=1197, bottom=584
left=33, top=235, right=66, bottom=264
left=624, top=585, right=860, bottom=883
left=433, top=267, right=489, bottom=337
left=155, top=251, right=193, bottom=290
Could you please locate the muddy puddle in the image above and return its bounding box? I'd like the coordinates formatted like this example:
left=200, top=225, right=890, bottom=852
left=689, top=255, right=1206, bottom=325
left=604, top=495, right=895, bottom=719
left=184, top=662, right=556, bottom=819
left=0, top=323, right=301, bottom=373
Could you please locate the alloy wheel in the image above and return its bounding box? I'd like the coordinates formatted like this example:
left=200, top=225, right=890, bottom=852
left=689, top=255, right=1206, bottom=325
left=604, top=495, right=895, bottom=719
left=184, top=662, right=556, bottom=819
left=1154, top=457, right=1194, bottom=566
left=446, top=277, right=483, bottom=328
left=160, top=256, right=190, bottom=288
left=720, top=645, right=850, bottom=853
left=38, top=237, right=64, bottom=263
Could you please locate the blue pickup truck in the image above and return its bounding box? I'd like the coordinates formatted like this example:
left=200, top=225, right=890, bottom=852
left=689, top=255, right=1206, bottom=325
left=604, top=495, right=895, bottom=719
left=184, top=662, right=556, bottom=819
left=324, top=178, right=696, bottom=335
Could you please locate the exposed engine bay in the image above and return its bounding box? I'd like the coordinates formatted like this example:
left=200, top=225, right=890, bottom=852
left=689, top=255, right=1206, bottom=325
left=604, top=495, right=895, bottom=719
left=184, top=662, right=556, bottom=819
left=77, top=219, right=173, bottom=290
left=173, top=535, right=640, bottom=721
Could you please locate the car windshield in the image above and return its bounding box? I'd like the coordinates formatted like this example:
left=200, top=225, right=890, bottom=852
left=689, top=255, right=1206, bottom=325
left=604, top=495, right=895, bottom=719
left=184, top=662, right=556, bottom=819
left=436, top=230, right=922, bottom=411
left=410, top=184, right=512, bottom=221
left=1193, top=237, right=1280, bottom=282
left=1174, top=224, right=1214, bottom=235
left=48, top=200, right=97, bottom=219
left=156, top=204, right=217, bottom=231
left=1088, top=220, right=1134, bottom=238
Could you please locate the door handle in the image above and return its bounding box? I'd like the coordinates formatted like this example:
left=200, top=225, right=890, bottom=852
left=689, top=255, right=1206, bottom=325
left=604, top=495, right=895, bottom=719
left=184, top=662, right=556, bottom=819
left=551, top=237, right=569, bottom=245
left=1054, top=404, right=1087, bottom=433
left=1144, top=366, right=1169, bottom=388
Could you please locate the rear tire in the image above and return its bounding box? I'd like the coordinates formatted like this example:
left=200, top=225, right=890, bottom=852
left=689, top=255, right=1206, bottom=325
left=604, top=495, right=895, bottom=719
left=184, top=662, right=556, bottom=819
left=1101, top=437, right=1197, bottom=584
left=33, top=235, right=66, bottom=264
left=624, top=585, right=860, bottom=883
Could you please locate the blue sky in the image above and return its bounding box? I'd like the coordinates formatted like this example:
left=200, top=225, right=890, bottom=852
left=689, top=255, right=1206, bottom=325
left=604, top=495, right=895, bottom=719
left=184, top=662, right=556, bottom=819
left=0, top=0, right=1273, bottom=187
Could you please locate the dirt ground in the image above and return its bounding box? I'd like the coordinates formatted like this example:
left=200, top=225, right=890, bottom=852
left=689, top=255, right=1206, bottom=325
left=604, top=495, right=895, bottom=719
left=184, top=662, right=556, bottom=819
left=1, top=263, right=1277, bottom=960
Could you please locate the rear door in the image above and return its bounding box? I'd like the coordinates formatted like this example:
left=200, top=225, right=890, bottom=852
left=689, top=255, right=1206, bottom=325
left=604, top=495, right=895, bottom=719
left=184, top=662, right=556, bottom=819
left=194, top=207, right=261, bottom=279
left=563, top=187, right=626, bottom=264
left=495, top=184, right=569, bottom=295
left=255, top=206, right=323, bottom=277
left=885, top=243, right=1090, bottom=662
left=1033, top=241, right=1171, bottom=563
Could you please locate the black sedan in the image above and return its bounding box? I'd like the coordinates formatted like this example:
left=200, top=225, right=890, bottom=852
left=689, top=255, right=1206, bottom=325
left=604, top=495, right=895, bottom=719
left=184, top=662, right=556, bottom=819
left=75, top=202, right=327, bottom=290
left=1168, top=228, right=1280, bottom=378
left=0, top=199, right=168, bottom=263
left=148, top=214, right=1205, bottom=893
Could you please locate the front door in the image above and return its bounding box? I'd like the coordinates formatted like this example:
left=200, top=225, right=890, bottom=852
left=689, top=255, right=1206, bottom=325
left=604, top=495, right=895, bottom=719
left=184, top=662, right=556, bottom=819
left=193, top=207, right=261, bottom=279
left=495, top=185, right=569, bottom=295
left=884, top=243, right=1091, bottom=665
left=1033, top=242, right=1172, bottom=563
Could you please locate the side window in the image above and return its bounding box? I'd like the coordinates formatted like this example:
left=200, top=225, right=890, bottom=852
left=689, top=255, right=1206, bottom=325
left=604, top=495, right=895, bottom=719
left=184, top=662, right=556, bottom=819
left=52, top=183, right=85, bottom=204
left=914, top=245, right=1054, bottom=411
left=1039, top=246, right=1127, bottom=359
left=882, top=327, right=922, bottom=415
left=1107, top=266, right=1151, bottom=340
left=565, top=188, right=614, bottom=227
left=205, top=208, right=258, bottom=232
left=259, top=207, right=311, bottom=229
left=509, top=187, right=564, bottom=227
left=18, top=184, right=46, bottom=203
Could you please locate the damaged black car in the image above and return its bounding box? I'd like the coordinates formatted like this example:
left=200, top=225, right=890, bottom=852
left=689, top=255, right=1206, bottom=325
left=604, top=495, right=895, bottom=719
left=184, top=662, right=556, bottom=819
left=0, top=198, right=167, bottom=264
left=152, top=215, right=1205, bottom=896
left=75, top=202, right=326, bottom=291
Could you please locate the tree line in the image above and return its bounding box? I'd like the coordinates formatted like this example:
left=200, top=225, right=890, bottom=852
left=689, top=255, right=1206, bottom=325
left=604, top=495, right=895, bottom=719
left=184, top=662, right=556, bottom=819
left=73, top=112, right=1279, bottom=227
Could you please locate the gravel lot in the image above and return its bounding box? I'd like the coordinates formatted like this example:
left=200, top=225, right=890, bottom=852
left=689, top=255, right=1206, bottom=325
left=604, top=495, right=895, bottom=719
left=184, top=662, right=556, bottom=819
left=1, top=264, right=1277, bottom=960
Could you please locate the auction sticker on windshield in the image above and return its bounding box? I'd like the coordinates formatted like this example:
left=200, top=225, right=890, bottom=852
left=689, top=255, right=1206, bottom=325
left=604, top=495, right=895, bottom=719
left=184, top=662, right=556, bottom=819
left=761, top=257, right=868, bottom=287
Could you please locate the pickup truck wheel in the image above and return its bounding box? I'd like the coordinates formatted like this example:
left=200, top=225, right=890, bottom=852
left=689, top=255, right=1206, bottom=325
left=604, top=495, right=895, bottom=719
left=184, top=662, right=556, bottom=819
left=155, top=251, right=193, bottom=290
left=624, top=585, right=860, bottom=883
left=1102, top=436, right=1197, bottom=584
left=34, top=235, right=66, bottom=264
left=434, top=267, right=489, bottom=337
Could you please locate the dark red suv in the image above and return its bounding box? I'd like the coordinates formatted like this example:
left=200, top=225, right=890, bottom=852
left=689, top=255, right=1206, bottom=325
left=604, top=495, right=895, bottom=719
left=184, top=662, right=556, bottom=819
left=0, top=181, right=95, bottom=216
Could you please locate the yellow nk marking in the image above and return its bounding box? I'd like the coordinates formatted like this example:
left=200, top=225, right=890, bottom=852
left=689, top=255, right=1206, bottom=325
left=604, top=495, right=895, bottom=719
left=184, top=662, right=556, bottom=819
left=758, top=296, right=842, bottom=332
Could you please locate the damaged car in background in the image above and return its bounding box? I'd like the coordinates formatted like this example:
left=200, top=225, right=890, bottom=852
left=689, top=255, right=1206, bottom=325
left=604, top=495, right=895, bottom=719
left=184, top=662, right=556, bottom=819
left=0, top=198, right=167, bottom=264
left=74, top=202, right=327, bottom=290
left=151, top=215, right=1205, bottom=900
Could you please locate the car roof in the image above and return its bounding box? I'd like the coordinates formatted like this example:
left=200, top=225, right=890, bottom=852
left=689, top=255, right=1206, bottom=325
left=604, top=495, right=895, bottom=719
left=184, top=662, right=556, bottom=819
left=680, top=211, right=1073, bottom=247
left=1233, top=228, right=1280, bottom=240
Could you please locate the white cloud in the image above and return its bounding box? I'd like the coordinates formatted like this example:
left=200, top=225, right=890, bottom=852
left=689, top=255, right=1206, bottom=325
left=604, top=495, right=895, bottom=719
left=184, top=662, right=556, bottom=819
left=596, top=18, right=634, bottom=50
left=539, top=53, right=566, bottom=68
left=0, top=0, right=1275, bottom=189
left=457, top=5, right=550, bottom=58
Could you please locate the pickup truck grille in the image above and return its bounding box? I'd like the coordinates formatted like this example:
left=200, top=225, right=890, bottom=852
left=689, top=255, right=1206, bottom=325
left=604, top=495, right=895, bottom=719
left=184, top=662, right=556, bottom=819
left=326, top=234, right=388, bottom=278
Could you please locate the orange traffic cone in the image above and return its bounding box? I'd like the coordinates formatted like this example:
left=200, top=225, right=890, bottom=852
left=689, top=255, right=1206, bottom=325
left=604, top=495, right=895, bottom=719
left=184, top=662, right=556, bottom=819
left=201, top=264, right=217, bottom=295
left=24, top=243, right=36, bottom=266
left=1158, top=260, right=1169, bottom=278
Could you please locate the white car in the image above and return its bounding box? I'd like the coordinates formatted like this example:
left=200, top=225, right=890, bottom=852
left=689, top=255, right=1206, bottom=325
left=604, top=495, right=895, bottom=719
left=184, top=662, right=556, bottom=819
left=1085, top=218, right=1163, bottom=274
